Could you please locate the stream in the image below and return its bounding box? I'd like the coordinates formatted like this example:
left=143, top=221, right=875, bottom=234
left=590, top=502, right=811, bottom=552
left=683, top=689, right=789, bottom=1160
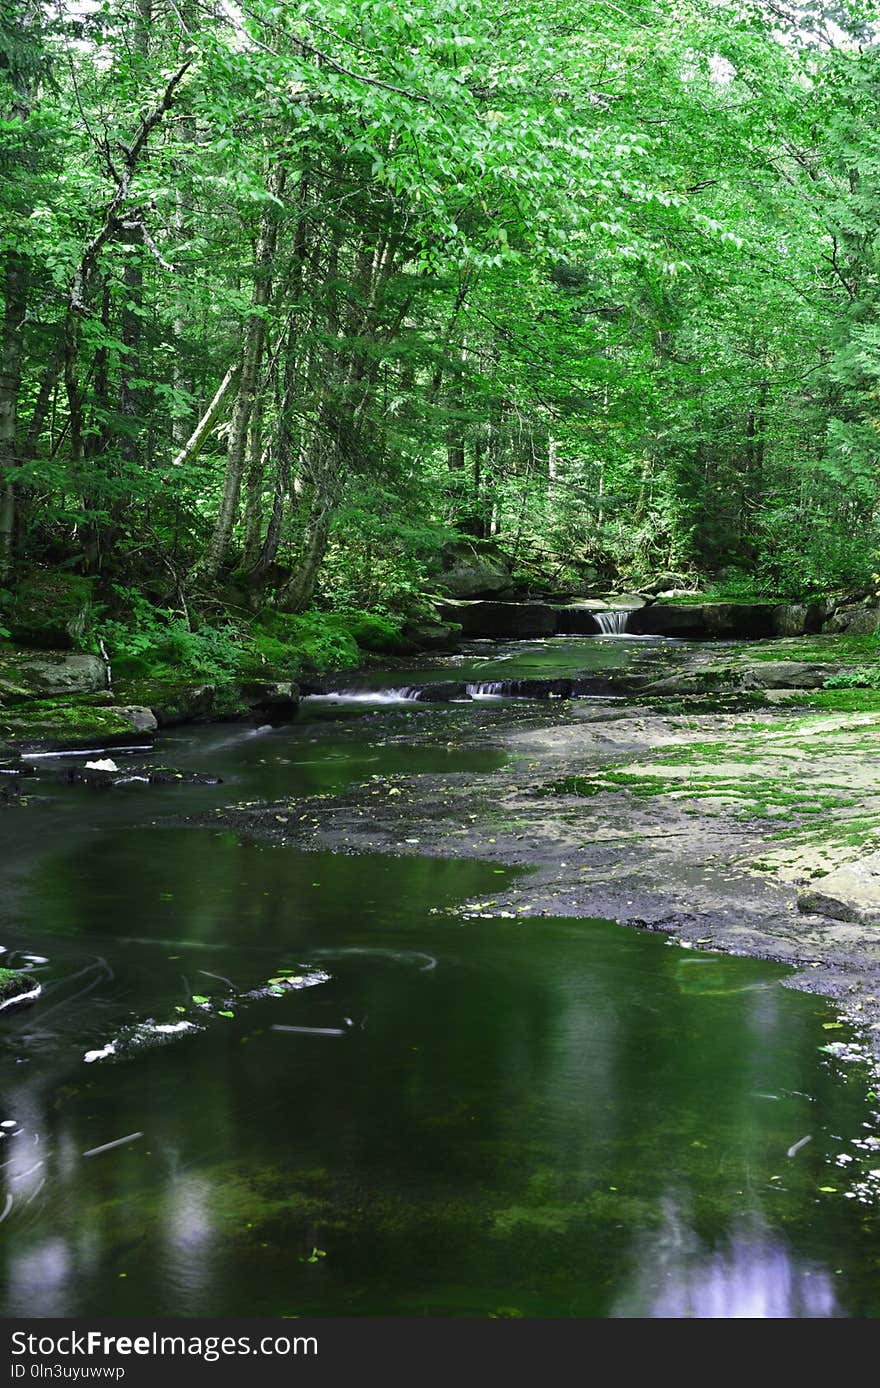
left=2, top=635, right=880, bottom=1317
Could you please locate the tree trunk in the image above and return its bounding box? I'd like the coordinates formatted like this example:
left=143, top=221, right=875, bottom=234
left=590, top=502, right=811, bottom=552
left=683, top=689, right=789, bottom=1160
left=117, top=2, right=151, bottom=474
left=279, top=501, right=331, bottom=612
left=119, top=223, right=145, bottom=463
left=197, top=167, right=285, bottom=582
left=0, top=11, right=36, bottom=582
left=245, top=321, right=303, bottom=588
left=0, top=250, right=29, bottom=580
left=170, top=362, right=239, bottom=470
left=242, top=393, right=266, bottom=568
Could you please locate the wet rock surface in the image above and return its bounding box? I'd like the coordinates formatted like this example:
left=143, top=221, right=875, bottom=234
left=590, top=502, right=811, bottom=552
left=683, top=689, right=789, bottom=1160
left=437, top=599, right=558, bottom=638
left=629, top=601, right=779, bottom=639
left=799, top=854, right=880, bottom=925
left=58, top=764, right=223, bottom=789
left=0, top=698, right=157, bottom=754
left=643, top=659, right=843, bottom=695
left=193, top=686, right=880, bottom=1063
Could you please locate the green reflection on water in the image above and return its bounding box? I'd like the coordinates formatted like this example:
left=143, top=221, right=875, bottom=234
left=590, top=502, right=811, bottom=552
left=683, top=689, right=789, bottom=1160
left=2, top=824, right=880, bottom=1318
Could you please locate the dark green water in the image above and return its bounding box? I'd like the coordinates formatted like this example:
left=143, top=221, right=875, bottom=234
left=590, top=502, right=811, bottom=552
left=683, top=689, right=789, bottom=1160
left=2, top=659, right=880, bottom=1317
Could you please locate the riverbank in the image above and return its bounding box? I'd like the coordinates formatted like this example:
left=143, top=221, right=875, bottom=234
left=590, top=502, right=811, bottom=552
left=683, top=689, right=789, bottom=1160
left=5, top=635, right=880, bottom=1315
left=197, top=680, right=880, bottom=1057
left=7, top=626, right=880, bottom=1052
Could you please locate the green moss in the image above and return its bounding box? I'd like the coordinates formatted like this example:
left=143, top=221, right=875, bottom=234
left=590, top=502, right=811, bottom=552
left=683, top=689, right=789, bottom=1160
left=9, top=572, right=95, bottom=649
left=342, top=610, right=405, bottom=652
left=747, top=635, right=876, bottom=664
left=538, top=763, right=859, bottom=827
left=778, top=688, right=880, bottom=713
left=0, top=699, right=134, bottom=746
left=0, top=966, right=33, bottom=1002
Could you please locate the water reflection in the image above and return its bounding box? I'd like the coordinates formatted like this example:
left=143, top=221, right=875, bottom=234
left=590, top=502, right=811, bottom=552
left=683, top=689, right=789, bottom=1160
left=2, top=715, right=880, bottom=1315
left=616, top=1199, right=836, bottom=1318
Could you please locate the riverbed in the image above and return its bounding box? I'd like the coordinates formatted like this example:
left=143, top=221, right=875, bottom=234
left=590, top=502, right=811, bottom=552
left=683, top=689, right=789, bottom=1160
left=3, top=635, right=880, bottom=1317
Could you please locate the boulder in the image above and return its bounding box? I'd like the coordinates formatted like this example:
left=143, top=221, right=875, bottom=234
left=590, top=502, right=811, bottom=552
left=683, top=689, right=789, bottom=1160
left=110, top=705, right=159, bottom=734
left=114, top=680, right=223, bottom=726
left=644, top=660, right=840, bottom=695
left=240, top=681, right=300, bottom=718
left=798, top=852, right=880, bottom=925
left=434, top=543, right=513, bottom=599
left=0, top=700, right=155, bottom=751
left=437, top=599, right=557, bottom=639
left=0, top=967, right=38, bottom=1009
left=400, top=620, right=461, bottom=652
left=9, top=573, right=95, bottom=649
left=604, top=592, right=647, bottom=609
left=771, top=603, right=824, bottom=638
left=0, top=649, right=108, bottom=699
left=59, top=763, right=220, bottom=789
left=628, top=602, right=778, bottom=639
left=824, top=605, right=880, bottom=636
left=736, top=660, right=839, bottom=690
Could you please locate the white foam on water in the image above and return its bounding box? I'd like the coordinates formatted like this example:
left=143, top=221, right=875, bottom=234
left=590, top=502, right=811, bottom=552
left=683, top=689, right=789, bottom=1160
left=0, top=983, right=41, bottom=1013
left=28, top=745, right=152, bottom=759
left=302, top=688, right=424, bottom=705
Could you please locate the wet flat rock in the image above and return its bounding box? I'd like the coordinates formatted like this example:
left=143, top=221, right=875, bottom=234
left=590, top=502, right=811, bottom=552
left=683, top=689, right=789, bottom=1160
left=799, top=853, right=880, bottom=925
left=58, top=764, right=223, bottom=789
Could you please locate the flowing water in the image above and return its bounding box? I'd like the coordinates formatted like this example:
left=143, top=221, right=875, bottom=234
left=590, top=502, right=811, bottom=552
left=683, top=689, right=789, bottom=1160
left=300, top=633, right=667, bottom=703
left=2, top=636, right=880, bottom=1318
left=593, top=609, right=633, bottom=636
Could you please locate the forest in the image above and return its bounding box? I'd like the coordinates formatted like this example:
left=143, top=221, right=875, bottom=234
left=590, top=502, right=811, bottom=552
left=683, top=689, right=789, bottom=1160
left=7, top=1, right=880, bottom=1328
left=4, top=0, right=880, bottom=682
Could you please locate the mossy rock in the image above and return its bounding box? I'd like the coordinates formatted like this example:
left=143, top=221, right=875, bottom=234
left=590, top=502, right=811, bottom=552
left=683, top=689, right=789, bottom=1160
left=0, top=699, right=154, bottom=751
left=9, top=573, right=95, bottom=649
left=825, top=605, right=880, bottom=637
left=114, top=678, right=228, bottom=725
left=0, top=648, right=107, bottom=700
left=433, top=541, right=514, bottom=599
left=344, top=611, right=407, bottom=653
left=400, top=619, right=461, bottom=652
left=0, top=967, right=37, bottom=1007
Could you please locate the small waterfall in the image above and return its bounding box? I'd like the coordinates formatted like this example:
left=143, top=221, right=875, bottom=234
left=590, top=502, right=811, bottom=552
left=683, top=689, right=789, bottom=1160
left=465, top=681, right=506, bottom=699
left=595, top=609, right=632, bottom=635
left=302, top=687, right=424, bottom=704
